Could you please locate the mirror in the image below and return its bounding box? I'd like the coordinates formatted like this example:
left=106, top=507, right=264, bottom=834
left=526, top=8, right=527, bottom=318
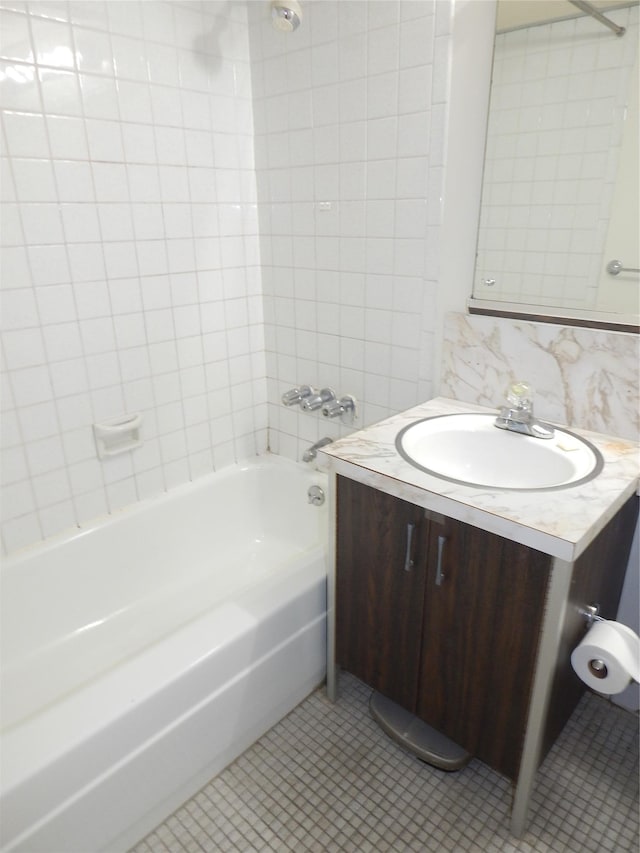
left=472, top=0, right=639, bottom=329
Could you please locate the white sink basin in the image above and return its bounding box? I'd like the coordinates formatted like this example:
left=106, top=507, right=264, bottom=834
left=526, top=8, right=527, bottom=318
left=396, top=413, right=603, bottom=490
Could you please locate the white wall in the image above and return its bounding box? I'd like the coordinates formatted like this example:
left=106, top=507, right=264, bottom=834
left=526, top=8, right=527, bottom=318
left=0, top=0, right=267, bottom=554
left=248, top=0, right=452, bottom=460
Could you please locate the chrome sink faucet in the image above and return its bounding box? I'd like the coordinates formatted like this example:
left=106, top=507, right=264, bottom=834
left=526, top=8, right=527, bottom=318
left=494, top=381, right=555, bottom=439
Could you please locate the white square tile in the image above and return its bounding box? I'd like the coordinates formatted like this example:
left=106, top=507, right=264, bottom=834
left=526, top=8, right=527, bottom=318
left=1, top=479, right=37, bottom=521
left=103, top=241, right=138, bottom=279
left=142, top=2, right=176, bottom=46
left=127, top=164, right=161, bottom=202
left=136, top=241, right=168, bottom=277
left=97, top=203, right=133, bottom=241
left=68, top=457, right=103, bottom=494
left=28, top=244, right=70, bottom=286
left=148, top=340, right=178, bottom=374
left=146, top=42, right=179, bottom=87
left=181, top=90, right=211, bottom=131
left=155, top=125, right=186, bottom=165
left=56, top=390, right=93, bottom=430
left=397, top=111, right=430, bottom=157
left=106, top=0, right=144, bottom=38
left=80, top=316, right=116, bottom=354
left=73, top=278, right=111, bottom=318
left=2, top=110, right=49, bottom=158
left=113, top=312, right=146, bottom=348
left=31, top=468, right=74, bottom=512
left=42, top=321, right=83, bottom=362
left=49, top=357, right=88, bottom=397
left=69, top=1, right=108, bottom=30
left=163, top=203, right=193, bottom=239
left=68, top=242, right=106, bottom=283
left=0, top=444, right=28, bottom=485
left=79, top=73, right=119, bottom=119
left=54, top=160, right=95, bottom=202
left=105, top=476, right=137, bottom=512
left=400, top=14, right=434, bottom=70
left=111, top=33, right=148, bottom=81
left=0, top=8, right=34, bottom=63
left=150, top=84, right=183, bottom=127
left=118, top=79, right=153, bottom=124
left=31, top=17, right=74, bottom=69
left=119, top=346, right=150, bottom=382
left=11, top=158, right=57, bottom=202
left=107, top=277, right=142, bottom=315
left=61, top=202, right=101, bottom=242
left=4, top=322, right=45, bottom=370
left=74, top=487, right=108, bottom=526
left=57, top=96, right=101, bottom=151
left=38, top=66, right=82, bottom=116
left=11, top=364, right=54, bottom=406
left=0, top=245, right=31, bottom=288
left=92, top=162, right=130, bottom=203
left=86, top=118, right=125, bottom=162
left=367, top=24, right=399, bottom=77
left=140, top=275, right=171, bottom=311
left=17, top=400, right=58, bottom=442
left=73, top=25, right=114, bottom=75
left=0, top=58, right=40, bottom=112
left=311, top=41, right=339, bottom=87
left=131, top=203, right=163, bottom=241
left=0, top=202, right=22, bottom=247
left=86, top=351, right=122, bottom=388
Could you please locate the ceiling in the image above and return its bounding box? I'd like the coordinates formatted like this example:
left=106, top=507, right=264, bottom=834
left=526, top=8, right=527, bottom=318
left=496, top=0, right=637, bottom=32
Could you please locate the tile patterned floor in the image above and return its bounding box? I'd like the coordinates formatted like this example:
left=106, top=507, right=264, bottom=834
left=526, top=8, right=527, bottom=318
left=131, top=675, right=639, bottom=852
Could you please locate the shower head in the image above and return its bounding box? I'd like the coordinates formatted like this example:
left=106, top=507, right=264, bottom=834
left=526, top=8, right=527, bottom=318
left=271, top=0, right=302, bottom=33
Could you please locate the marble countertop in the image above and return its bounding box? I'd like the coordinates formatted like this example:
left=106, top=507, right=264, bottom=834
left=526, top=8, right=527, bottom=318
left=319, top=397, right=640, bottom=561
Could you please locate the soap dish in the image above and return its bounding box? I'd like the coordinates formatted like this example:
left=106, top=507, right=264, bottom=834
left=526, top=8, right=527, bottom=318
left=93, top=413, right=143, bottom=459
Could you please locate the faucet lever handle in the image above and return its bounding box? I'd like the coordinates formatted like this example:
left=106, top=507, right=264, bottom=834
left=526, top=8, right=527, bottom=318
left=507, top=381, right=533, bottom=409
left=282, top=385, right=314, bottom=406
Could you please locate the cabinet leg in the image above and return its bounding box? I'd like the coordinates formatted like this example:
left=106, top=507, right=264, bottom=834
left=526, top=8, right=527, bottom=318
left=511, top=557, right=573, bottom=837
left=326, top=470, right=338, bottom=703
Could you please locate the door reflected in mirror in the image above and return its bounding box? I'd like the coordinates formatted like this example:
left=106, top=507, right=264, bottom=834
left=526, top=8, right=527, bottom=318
left=472, top=2, right=639, bottom=328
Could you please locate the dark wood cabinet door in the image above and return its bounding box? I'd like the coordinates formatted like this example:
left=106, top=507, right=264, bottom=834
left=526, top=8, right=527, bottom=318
left=336, top=476, right=428, bottom=712
left=417, top=515, right=551, bottom=780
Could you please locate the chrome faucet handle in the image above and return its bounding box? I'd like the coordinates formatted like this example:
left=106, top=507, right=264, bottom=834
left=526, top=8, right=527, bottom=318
left=300, top=388, right=335, bottom=412
left=281, top=385, right=314, bottom=406
left=506, top=381, right=533, bottom=413
left=322, top=394, right=356, bottom=420
left=495, top=381, right=555, bottom=439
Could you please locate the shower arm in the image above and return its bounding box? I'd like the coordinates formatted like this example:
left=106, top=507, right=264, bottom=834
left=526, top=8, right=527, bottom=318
left=568, top=0, right=626, bottom=36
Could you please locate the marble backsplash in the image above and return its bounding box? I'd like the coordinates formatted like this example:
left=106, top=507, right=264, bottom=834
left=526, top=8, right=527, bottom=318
left=441, top=313, right=639, bottom=442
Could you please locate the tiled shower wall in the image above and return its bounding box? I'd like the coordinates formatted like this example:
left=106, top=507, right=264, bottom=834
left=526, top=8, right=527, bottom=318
left=0, top=1, right=266, bottom=553
left=475, top=4, right=638, bottom=310
left=249, top=0, right=451, bottom=459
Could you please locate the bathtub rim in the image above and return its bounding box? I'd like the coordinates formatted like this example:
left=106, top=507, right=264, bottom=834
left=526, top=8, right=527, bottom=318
left=1, top=452, right=326, bottom=568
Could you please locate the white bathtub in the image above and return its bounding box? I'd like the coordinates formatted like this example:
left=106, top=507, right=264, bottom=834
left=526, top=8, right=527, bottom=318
left=0, top=455, right=328, bottom=853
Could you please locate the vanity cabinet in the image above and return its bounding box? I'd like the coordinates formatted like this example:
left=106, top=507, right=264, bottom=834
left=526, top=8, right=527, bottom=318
left=335, top=475, right=637, bottom=781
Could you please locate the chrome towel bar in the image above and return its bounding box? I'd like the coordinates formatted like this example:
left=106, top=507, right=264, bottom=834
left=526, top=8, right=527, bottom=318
left=606, top=259, right=640, bottom=276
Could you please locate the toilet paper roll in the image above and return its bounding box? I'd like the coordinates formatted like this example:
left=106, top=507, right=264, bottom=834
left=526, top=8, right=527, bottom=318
left=571, top=620, right=640, bottom=695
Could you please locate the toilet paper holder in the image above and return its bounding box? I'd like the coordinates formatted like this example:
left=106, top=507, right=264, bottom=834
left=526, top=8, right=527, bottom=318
left=579, top=606, right=609, bottom=678
left=579, top=604, right=605, bottom=626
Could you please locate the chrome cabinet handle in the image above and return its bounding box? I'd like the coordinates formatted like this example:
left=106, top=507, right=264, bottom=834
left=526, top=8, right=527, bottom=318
left=404, top=523, right=416, bottom=572
left=435, top=535, right=446, bottom=586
